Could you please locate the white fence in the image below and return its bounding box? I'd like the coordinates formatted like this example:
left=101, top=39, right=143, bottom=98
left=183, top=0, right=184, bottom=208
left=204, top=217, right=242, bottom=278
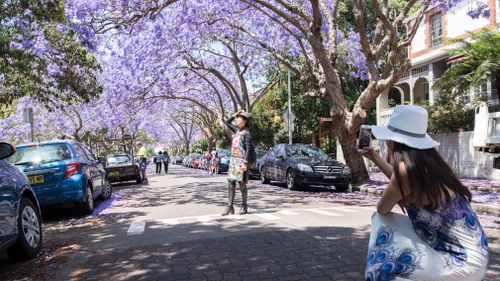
left=337, top=131, right=499, bottom=180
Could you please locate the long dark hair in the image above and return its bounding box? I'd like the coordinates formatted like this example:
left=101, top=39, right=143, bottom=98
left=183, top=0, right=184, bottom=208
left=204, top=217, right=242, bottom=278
left=392, top=142, right=471, bottom=210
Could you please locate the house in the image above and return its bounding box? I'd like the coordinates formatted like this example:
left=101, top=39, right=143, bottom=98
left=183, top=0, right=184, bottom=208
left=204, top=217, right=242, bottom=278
left=376, top=0, right=499, bottom=126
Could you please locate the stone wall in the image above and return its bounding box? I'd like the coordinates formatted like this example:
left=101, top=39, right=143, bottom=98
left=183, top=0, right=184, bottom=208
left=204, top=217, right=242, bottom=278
left=336, top=131, right=499, bottom=180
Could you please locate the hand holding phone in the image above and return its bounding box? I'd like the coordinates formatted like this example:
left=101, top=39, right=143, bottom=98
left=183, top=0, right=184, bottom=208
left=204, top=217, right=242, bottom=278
left=358, top=125, right=372, bottom=149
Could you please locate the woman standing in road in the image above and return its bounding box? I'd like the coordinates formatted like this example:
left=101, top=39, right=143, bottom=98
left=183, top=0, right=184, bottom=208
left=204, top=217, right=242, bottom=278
left=222, top=110, right=256, bottom=215
left=360, top=105, right=489, bottom=280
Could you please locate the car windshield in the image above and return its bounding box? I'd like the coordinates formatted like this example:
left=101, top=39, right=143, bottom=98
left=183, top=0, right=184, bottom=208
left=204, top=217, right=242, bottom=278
left=107, top=155, right=132, bottom=166
left=287, top=145, right=328, bottom=159
left=10, top=144, right=72, bottom=166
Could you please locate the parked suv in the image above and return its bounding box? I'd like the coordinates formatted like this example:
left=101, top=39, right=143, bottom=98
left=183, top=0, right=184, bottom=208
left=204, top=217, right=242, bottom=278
left=0, top=142, right=42, bottom=261
left=10, top=140, right=112, bottom=214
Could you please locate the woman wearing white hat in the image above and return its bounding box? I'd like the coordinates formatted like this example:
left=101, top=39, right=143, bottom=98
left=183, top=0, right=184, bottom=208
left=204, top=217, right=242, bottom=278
left=360, top=105, right=489, bottom=280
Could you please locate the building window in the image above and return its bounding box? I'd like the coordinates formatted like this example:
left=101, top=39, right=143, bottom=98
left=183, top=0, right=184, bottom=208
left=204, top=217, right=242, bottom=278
left=423, top=81, right=429, bottom=101
left=429, top=13, right=442, bottom=47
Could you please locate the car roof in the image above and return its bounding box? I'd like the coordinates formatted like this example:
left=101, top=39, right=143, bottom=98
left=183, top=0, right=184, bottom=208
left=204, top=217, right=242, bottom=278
left=16, top=139, right=79, bottom=148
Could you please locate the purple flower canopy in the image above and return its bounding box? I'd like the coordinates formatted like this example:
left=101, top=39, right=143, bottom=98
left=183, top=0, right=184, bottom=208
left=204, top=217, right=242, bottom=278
left=1, top=0, right=491, bottom=145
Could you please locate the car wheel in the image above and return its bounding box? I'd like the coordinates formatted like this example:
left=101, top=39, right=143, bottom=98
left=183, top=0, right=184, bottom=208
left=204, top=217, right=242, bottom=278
left=7, top=198, right=42, bottom=261
left=260, top=167, right=270, bottom=184
left=99, top=180, right=112, bottom=200
left=286, top=170, right=298, bottom=190
left=80, top=184, right=94, bottom=215
left=335, top=184, right=349, bottom=192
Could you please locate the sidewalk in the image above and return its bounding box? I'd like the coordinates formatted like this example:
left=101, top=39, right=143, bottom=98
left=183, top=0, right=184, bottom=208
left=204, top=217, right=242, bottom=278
left=354, top=172, right=500, bottom=216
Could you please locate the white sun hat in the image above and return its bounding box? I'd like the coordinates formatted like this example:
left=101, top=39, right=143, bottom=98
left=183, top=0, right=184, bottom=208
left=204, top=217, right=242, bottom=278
left=371, top=105, right=440, bottom=149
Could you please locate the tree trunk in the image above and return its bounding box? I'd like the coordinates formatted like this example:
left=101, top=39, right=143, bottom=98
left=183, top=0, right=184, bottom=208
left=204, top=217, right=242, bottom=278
left=338, top=130, right=369, bottom=183
left=184, top=140, right=190, bottom=155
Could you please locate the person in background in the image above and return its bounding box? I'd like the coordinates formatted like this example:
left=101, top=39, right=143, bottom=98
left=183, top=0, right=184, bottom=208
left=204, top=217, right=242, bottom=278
left=163, top=151, right=170, bottom=174
left=221, top=110, right=256, bottom=216
left=155, top=151, right=163, bottom=174
left=204, top=151, right=211, bottom=171
left=360, top=105, right=489, bottom=280
left=211, top=150, right=219, bottom=175
left=135, top=142, right=148, bottom=182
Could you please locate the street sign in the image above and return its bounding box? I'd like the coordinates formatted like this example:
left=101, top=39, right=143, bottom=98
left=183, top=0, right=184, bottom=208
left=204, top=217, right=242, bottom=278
left=23, top=108, right=33, bottom=123
left=282, top=112, right=295, bottom=133
left=319, top=117, right=333, bottom=122
left=282, top=111, right=296, bottom=123
left=284, top=120, right=295, bottom=132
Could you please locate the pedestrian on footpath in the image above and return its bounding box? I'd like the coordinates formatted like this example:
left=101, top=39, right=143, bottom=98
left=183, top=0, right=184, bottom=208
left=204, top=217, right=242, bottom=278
left=211, top=150, right=219, bottom=175
left=221, top=110, right=256, bottom=216
left=155, top=151, right=163, bottom=174
left=163, top=151, right=170, bottom=174
left=135, top=142, right=148, bottom=182
left=359, top=105, right=489, bottom=280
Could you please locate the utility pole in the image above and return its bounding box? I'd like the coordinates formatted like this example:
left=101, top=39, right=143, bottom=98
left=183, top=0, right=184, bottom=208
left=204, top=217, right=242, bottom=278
left=287, top=69, right=292, bottom=144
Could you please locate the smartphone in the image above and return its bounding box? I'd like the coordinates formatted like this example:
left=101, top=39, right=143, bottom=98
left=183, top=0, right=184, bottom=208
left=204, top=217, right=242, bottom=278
left=358, top=125, right=372, bottom=149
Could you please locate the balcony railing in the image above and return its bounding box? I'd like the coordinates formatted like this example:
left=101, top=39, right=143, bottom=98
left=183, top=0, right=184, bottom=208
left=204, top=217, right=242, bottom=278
left=379, top=108, right=394, bottom=126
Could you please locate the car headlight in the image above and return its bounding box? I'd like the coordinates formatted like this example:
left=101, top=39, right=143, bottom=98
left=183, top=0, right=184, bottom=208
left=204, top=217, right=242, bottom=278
left=297, top=164, right=313, bottom=172
left=342, top=166, right=351, bottom=175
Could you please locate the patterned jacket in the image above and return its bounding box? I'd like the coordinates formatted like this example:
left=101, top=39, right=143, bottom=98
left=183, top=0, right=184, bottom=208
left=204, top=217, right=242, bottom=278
left=225, top=116, right=256, bottom=167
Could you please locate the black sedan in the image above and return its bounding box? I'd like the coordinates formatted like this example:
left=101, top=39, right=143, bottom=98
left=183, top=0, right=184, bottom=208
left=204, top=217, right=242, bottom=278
left=104, top=154, right=143, bottom=184
left=259, top=144, right=351, bottom=191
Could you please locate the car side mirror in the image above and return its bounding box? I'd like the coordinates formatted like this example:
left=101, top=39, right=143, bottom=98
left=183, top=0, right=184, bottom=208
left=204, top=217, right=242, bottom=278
left=0, top=142, right=15, bottom=160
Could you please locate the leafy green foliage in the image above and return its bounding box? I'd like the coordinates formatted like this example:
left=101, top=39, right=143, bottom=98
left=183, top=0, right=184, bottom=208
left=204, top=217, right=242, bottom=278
left=191, top=138, right=208, bottom=154
left=423, top=93, right=476, bottom=134
left=434, top=29, right=499, bottom=98
left=428, top=29, right=499, bottom=133
left=0, top=0, right=102, bottom=106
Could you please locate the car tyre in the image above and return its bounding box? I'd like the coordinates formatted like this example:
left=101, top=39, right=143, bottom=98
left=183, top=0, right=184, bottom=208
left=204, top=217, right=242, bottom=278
left=260, top=167, right=270, bottom=184
left=335, top=184, right=350, bottom=192
left=286, top=170, right=299, bottom=190
left=80, top=184, right=94, bottom=215
left=99, top=180, right=112, bottom=200
left=7, top=198, right=42, bottom=261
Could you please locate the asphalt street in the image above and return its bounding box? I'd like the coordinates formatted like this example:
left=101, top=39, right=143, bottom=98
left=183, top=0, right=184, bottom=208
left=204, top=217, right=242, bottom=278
left=0, top=165, right=498, bottom=281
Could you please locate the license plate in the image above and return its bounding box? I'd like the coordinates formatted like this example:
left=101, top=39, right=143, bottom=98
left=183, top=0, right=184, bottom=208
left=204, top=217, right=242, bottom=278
left=324, top=175, right=337, bottom=179
left=108, top=171, right=119, bottom=177
left=28, top=175, right=44, bottom=184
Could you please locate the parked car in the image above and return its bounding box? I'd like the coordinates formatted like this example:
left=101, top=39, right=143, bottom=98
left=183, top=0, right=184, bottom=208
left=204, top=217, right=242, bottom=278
left=259, top=144, right=351, bottom=191
left=249, top=148, right=268, bottom=179
left=190, top=154, right=202, bottom=169
left=104, top=153, right=142, bottom=184
left=182, top=155, right=193, bottom=167
left=10, top=140, right=112, bottom=214
left=217, top=149, right=231, bottom=173
left=171, top=156, right=183, bottom=165
left=0, top=142, right=43, bottom=261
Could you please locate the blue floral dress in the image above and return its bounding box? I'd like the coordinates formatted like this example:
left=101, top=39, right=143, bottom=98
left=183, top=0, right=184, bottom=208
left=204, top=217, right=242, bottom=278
left=365, top=196, right=489, bottom=281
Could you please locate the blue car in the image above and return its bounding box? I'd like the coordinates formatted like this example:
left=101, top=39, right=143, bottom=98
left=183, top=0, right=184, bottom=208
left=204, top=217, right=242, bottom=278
left=0, top=142, right=42, bottom=261
left=10, top=140, right=112, bottom=214
left=217, top=149, right=230, bottom=173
